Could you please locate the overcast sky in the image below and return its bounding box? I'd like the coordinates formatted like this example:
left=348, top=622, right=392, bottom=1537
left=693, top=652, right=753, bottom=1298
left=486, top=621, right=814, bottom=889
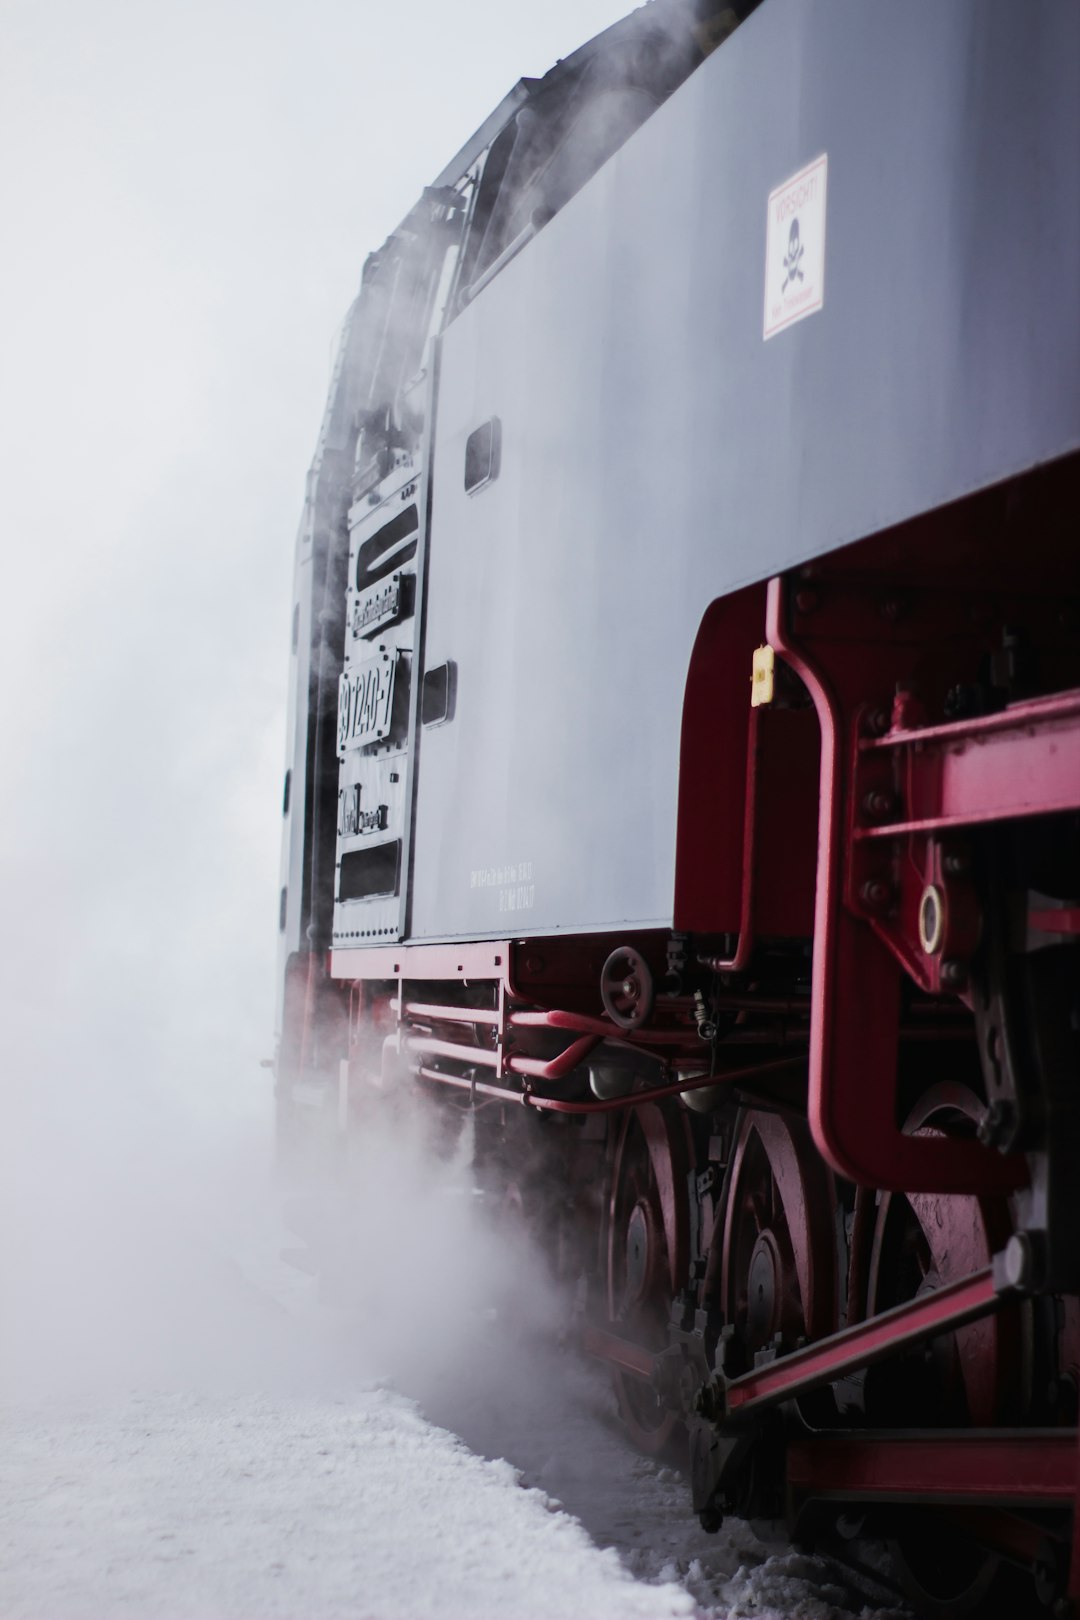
left=0, top=0, right=635, bottom=1135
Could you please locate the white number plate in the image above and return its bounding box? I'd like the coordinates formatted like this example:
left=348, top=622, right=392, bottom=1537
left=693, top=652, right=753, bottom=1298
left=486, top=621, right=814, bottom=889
left=338, top=653, right=396, bottom=752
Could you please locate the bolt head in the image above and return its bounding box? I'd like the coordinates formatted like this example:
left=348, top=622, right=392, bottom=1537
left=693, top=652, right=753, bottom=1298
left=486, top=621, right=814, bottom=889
left=860, top=878, right=892, bottom=908
left=863, top=788, right=894, bottom=818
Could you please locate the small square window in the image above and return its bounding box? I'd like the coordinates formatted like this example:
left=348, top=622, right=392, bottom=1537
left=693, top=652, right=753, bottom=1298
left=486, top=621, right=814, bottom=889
left=464, top=417, right=501, bottom=495
left=421, top=661, right=457, bottom=727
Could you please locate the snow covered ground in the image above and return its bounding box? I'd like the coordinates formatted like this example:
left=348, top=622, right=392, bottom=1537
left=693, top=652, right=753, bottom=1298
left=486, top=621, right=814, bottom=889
left=2, top=1386, right=695, bottom=1620
left=1, top=1099, right=906, bottom=1619
left=2, top=1366, right=904, bottom=1620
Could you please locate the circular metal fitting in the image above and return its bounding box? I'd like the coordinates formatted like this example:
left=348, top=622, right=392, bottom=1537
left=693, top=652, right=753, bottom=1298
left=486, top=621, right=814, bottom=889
left=600, top=946, right=655, bottom=1029
left=746, top=1230, right=782, bottom=1345
left=918, top=884, right=945, bottom=954
left=860, top=877, right=893, bottom=909
left=625, top=1202, right=652, bottom=1305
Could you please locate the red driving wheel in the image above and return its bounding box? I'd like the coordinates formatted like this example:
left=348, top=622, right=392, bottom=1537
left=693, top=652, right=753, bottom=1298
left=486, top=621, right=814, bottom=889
left=866, top=1082, right=1019, bottom=1425
left=606, top=1102, right=691, bottom=1451
left=866, top=1082, right=1024, bottom=1620
left=718, top=1110, right=838, bottom=1363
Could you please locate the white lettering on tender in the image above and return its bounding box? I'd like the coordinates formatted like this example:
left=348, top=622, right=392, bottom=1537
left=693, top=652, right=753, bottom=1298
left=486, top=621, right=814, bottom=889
left=469, top=860, right=537, bottom=913
left=773, top=175, right=817, bottom=225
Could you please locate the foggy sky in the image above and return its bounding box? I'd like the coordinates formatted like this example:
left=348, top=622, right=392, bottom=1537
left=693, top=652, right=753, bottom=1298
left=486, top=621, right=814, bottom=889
left=0, top=0, right=634, bottom=1133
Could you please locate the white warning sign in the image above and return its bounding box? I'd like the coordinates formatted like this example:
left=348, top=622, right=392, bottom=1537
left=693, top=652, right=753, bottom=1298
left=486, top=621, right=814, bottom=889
left=763, top=154, right=828, bottom=340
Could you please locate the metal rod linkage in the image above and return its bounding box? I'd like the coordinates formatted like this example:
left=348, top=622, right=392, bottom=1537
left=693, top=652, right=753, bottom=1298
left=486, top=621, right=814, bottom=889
left=723, top=1265, right=1008, bottom=1423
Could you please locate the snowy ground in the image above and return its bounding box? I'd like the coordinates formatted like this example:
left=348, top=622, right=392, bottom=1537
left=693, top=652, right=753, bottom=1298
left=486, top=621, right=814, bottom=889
left=2, top=1386, right=695, bottom=1620
left=1, top=1292, right=905, bottom=1617
left=2, top=1369, right=904, bottom=1620
left=1, top=1104, right=908, bottom=1619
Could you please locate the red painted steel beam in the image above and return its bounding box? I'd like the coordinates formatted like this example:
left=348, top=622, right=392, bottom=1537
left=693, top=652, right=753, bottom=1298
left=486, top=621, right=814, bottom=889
left=870, top=689, right=1080, bottom=750
left=723, top=1266, right=1005, bottom=1422
left=857, top=689, right=1080, bottom=837
left=787, top=1429, right=1077, bottom=1508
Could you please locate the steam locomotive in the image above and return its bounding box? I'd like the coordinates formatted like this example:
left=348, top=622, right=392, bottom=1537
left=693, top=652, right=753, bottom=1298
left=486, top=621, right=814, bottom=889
left=275, top=1, right=1080, bottom=1611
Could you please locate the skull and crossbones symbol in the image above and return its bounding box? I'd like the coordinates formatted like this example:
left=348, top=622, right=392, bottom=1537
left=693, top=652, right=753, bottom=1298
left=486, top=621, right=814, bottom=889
left=782, top=217, right=805, bottom=292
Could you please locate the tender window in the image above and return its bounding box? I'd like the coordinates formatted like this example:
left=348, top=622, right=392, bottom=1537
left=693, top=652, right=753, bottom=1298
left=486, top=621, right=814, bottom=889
left=464, top=418, right=501, bottom=495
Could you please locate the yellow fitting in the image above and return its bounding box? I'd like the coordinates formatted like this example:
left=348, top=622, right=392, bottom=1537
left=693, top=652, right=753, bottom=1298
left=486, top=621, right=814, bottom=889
left=751, top=644, right=775, bottom=707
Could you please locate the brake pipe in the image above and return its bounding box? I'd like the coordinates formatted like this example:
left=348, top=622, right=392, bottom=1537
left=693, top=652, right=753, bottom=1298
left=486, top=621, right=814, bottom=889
left=397, top=1001, right=502, bottom=1025
left=508, top=1035, right=601, bottom=1081
left=509, top=1008, right=702, bottom=1048
left=413, top=1054, right=806, bottom=1114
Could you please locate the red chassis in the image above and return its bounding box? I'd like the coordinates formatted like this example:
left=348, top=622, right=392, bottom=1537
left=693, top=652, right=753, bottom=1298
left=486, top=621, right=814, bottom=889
left=299, top=483, right=1080, bottom=1606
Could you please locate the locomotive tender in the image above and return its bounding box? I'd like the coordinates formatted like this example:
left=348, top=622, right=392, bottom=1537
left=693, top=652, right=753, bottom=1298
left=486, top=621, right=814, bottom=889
left=276, top=1, right=1080, bottom=1610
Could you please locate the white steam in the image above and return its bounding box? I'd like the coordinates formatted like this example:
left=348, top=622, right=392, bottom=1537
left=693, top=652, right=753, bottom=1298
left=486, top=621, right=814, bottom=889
left=0, top=1036, right=562, bottom=1411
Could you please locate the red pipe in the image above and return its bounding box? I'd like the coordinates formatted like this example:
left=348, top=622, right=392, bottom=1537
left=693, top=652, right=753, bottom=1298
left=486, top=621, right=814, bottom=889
left=525, top=1055, right=802, bottom=1113
left=404, top=1032, right=600, bottom=1082
left=398, top=1001, right=501, bottom=1025
left=405, top=1035, right=500, bottom=1069
left=415, top=1055, right=804, bottom=1114
left=416, top=1067, right=517, bottom=1104
left=509, top=1008, right=701, bottom=1048
left=508, top=1035, right=600, bottom=1081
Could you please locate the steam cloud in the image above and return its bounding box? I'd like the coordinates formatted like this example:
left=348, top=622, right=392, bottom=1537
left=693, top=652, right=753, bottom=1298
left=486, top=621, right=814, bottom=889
left=0, top=1035, right=563, bottom=1411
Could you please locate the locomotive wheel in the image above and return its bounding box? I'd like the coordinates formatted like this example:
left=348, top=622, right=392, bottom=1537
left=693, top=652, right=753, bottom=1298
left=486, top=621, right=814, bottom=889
left=868, top=1084, right=1023, bottom=1619
left=718, top=1111, right=838, bottom=1366
left=885, top=1515, right=1022, bottom=1620
left=606, top=1103, right=690, bottom=1452
left=865, top=1083, right=1018, bottom=1426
